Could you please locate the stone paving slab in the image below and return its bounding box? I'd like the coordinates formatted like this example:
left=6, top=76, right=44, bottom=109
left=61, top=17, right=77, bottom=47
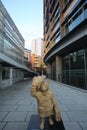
left=79, top=122, right=87, bottom=130
left=66, top=104, right=87, bottom=111
left=0, top=99, right=18, bottom=105
left=25, top=111, right=37, bottom=122
left=58, top=104, right=69, bottom=111
left=0, top=79, right=87, bottom=130
left=61, top=112, right=70, bottom=121
left=3, top=112, right=27, bottom=121
left=0, top=105, right=17, bottom=112
left=0, top=112, right=8, bottom=121
left=3, top=122, right=28, bottom=130
left=0, top=122, right=6, bottom=130
left=67, top=111, right=87, bottom=121
left=16, top=105, right=34, bottom=112
left=63, top=122, right=82, bottom=130
left=17, top=99, right=32, bottom=105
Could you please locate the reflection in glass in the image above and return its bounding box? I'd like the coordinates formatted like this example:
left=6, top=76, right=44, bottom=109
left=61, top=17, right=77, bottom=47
left=62, top=49, right=86, bottom=89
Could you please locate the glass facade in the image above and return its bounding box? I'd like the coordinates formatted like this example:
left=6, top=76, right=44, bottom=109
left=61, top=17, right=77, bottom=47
left=0, top=4, right=24, bottom=64
left=85, top=48, right=87, bottom=88
left=65, top=0, right=87, bottom=34
left=62, top=49, right=87, bottom=89
left=44, top=0, right=87, bottom=90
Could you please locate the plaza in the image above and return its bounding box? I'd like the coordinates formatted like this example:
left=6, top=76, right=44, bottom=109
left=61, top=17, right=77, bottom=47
left=0, top=78, right=87, bottom=130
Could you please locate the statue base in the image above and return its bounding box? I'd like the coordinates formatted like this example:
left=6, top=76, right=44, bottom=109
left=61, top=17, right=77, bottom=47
left=27, top=115, right=65, bottom=130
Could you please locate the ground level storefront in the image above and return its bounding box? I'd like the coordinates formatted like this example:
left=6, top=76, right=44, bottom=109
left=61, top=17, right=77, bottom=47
left=47, top=47, right=87, bottom=90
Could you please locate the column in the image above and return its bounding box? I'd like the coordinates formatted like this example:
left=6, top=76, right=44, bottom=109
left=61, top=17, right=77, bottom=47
left=51, top=61, right=56, bottom=80
left=0, top=64, right=2, bottom=87
left=9, top=68, right=13, bottom=86
left=56, top=56, right=62, bottom=82
left=47, top=63, right=51, bottom=79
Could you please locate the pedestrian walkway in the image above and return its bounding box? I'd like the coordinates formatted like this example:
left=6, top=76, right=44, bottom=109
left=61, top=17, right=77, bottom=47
left=0, top=79, right=87, bottom=130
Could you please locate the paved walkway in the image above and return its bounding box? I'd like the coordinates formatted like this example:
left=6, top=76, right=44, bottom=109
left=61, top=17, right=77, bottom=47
left=0, top=79, right=87, bottom=130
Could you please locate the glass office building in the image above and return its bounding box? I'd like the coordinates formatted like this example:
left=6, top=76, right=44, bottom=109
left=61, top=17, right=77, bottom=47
left=0, top=1, right=36, bottom=88
left=44, top=0, right=87, bottom=89
left=0, top=1, right=24, bottom=64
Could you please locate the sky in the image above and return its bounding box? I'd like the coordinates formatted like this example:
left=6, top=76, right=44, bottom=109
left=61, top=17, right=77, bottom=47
left=2, top=0, right=43, bottom=50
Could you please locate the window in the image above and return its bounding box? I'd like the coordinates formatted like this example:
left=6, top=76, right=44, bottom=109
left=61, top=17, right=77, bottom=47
left=65, top=9, right=83, bottom=34
left=84, top=3, right=87, bottom=19
left=62, top=49, right=86, bottom=89
left=72, top=9, right=82, bottom=28
left=2, top=67, right=9, bottom=79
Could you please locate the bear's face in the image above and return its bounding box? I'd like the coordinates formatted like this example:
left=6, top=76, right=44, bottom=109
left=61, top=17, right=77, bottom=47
left=32, top=76, right=44, bottom=90
left=40, top=81, right=49, bottom=92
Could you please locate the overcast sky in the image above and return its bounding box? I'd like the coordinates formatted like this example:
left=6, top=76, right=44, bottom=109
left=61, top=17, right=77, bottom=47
left=2, top=0, right=43, bottom=50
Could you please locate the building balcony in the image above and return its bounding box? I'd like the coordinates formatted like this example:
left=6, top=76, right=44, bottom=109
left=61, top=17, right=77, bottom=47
left=44, top=19, right=87, bottom=63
